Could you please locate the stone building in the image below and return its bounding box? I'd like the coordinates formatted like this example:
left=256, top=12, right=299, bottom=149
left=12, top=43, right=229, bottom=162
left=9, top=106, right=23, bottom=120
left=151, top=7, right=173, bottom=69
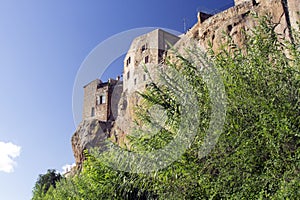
left=123, top=29, right=180, bottom=94
left=81, top=0, right=300, bottom=123
left=82, top=77, right=123, bottom=122
left=82, top=29, right=180, bottom=122
left=73, top=0, right=300, bottom=168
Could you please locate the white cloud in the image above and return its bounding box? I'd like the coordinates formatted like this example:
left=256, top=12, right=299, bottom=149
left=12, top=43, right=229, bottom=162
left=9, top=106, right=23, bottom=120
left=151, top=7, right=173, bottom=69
left=0, top=141, right=21, bottom=173
left=61, top=163, right=76, bottom=174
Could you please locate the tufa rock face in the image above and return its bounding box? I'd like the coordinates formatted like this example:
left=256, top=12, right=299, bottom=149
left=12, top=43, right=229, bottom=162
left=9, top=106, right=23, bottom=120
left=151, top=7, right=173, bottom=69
left=178, top=0, right=300, bottom=52
left=71, top=0, right=300, bottom=169
left=71, top=119, right=112, bottom=167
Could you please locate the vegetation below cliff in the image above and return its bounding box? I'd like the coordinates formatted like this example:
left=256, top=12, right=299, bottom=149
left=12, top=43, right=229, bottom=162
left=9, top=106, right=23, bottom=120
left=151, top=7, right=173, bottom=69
left=32, top=16, right=300, bottom=199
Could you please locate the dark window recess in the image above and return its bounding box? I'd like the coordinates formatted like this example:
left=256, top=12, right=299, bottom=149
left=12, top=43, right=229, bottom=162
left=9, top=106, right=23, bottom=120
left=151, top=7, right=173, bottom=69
left=143, top=74, right=146, bottom=81
left=134, top=78, right=137, bottom=85
left=96, top=95, right=106, bottom=105
left=141, top=44, right=147, bottom=52
left=100, top=95, right=106, bottom=104
left=145, top=56, right=149, bottom=63
left=158, top=49, right=165, bottom=63
left=227, top=25, right=233, bottom=32
left=126, top=57, right=131, bottom=66
left=91, top=107, right=95, bottom=117
left=127, top=71, right=130, bottom=79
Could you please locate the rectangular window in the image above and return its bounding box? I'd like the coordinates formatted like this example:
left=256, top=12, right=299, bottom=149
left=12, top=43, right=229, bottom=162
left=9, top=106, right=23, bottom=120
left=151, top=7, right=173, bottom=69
left=127, top=71, right=130, bottom=79
left=145, top=56, right=149, bottom=63
left=141, top=44, right=147, bottom=52
left=91, top=107, right=95, bottom=117
left=134, top=78, right=137, bottom=85
left=96, top=95, right=106, bottom=105
left=143, top=74, right=146, bottom=81
left=100, top=95, right=106, bottom=104
left=126, top=57, right=131, bottom=66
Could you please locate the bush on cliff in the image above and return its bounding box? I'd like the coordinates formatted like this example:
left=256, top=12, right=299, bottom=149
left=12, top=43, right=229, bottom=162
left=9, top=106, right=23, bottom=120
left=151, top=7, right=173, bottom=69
left=32, top=15, right=300, bottom=199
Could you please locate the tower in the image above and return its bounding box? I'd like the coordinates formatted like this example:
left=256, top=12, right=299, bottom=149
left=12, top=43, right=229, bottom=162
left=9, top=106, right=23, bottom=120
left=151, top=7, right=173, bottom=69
left=123, top=29, right=180, bottom=94
left=82, top=78, right=122, bottom=122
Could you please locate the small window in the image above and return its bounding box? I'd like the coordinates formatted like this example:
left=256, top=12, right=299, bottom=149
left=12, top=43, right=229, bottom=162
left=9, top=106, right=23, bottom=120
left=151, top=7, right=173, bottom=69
left=145, top=56, right=149, bottom=63
left=127, top=71, right=130, bottom=79
left=100, top=95, right=106, bottom=104
left=134, top=78, right=137, bottom=85
left=141, top=44, right=147, bottom=52
left=126, top=57, right=131, bottom=66
left=143, top=74, right=146, bottom=81
left=91, top=107, right=95, bottom=117
left=96, top=95, right=106, bottom=105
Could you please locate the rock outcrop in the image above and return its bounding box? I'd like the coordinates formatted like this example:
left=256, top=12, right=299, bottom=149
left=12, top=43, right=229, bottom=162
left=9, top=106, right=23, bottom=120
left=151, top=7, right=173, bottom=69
left=71, top=119, right=112, bottom=167
left=71, top=0, right=300, bottom=170
left=178, top=0, right=300, bottom=52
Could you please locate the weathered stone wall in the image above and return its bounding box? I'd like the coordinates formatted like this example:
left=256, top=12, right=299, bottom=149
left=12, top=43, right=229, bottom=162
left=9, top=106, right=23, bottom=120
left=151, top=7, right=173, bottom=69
left=177, top=0, right=299, bottom=52
left=286, top=0, right=300, bottom=32
left=82, top=79, right=100, bottom=120
left=123, top=29, right=180, bottom=94
left=73, top=0, right=300, bottom=169
left=234, top=0, right=250, bottom=6
left=110, top=81, right=123, bottom=121
left=111, top=29, right=180, bottom=146
left=95, top=84, right=109, bottom=121
left=123, top=30, right=158, bottom=93
left=83, top=78, right=122, bottom=122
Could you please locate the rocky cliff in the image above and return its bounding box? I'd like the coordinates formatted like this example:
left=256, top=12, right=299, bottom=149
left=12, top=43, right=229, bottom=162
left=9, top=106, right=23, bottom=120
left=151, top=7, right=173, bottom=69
left=177, top=0, right=300, bottom=52
left=71, top=0, right=300, bottom=169
left=71, top=119, right=112, bottom=168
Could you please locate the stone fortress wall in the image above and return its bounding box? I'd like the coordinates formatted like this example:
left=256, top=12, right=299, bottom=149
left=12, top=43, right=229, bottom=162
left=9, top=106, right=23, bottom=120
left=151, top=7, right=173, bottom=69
left=73, top=0, right=300, bottom=168
left=123, top=29, right=180, bottom=94
left=82, top=78, right=122, bottom=122
left=82, top=0, right=300, bottom=124
left=82, top=0, right=300, bottom=123
left=82, top=29, right=180, bottom=123
left=178, top=0, right=300, bottom=52
left=82, top=79, right=100, bottom=121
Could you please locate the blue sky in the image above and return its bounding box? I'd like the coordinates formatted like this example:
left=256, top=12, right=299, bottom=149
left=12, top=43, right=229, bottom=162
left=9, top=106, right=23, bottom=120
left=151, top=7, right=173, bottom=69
left=0, top=0, right=233, bottom=199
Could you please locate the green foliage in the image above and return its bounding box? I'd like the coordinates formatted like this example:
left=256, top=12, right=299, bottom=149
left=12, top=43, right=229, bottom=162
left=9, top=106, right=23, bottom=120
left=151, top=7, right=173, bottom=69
left=32, top=15, right=300, bottom=199
left=201, top=15, right=300, bottom=199
left=32, top=169, right=62, bottom=200
left=32, top=151, right=157, bottom=200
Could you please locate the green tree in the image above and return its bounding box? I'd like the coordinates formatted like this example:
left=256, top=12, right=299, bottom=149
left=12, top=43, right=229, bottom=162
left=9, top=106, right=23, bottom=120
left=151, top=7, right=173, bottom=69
left=32, top=169, right=62, bottom=199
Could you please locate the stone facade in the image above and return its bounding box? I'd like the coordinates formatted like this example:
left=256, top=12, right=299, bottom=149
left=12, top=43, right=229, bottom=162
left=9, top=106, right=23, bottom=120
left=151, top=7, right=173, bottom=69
left=82, top=79, right=100, bottom=121
left=82, top=29, right=180, bottom=122
left=81, top=0, right=300, bottom=139
left=82, top=0, right=300, bottom=124
left=177, top=0, right=300, bottom=52
left=82, top=78, right=122, bottom=122
left=234, top=0, right=250, bottom=6
left=123, top=29, right=180, bottom=94
left=73, top=0, right=300, bottom=168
